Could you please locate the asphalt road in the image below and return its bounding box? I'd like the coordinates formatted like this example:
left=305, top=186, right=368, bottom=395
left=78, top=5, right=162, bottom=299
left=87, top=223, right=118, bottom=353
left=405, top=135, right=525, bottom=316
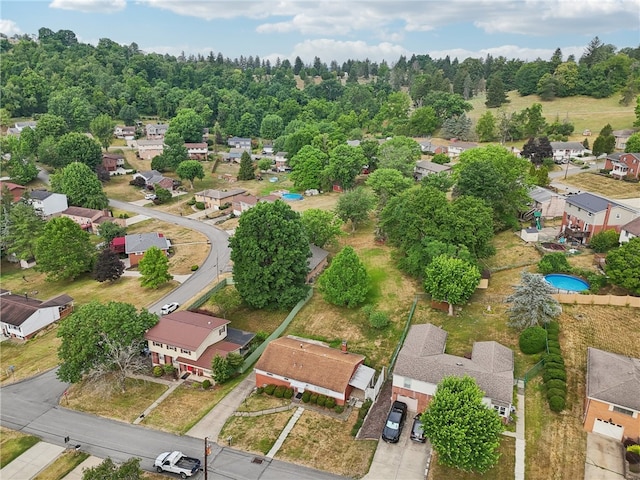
left=0, top=369, right=345, bottom=480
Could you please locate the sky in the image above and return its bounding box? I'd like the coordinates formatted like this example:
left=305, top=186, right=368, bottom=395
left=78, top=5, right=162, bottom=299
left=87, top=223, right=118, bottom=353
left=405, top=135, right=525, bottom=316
left=1, top=0, right=639, bottom=66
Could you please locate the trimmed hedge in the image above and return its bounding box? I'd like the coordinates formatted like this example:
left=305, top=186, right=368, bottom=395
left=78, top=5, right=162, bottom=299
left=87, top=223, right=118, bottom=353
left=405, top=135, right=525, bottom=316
left=301, top=391, right=311, bottom=403
left=546, top=379, right=567, bottom=392
left=544, top=354, right=564, bottom=365
left=317, top=395, right=327, bottom=407
left=152, top=365, right=164, bottom=377
left=326, top=397, right=336, bottom=409
left=201, top=379, right=211, bottom=390
left=334, top=405, right=344, bottom=414
left=310, top=393, right=318, bottom=404
left=549, top=395, right=566, bottom=412
left=547, top=347, right=562, bottom=355
left=264, top=384, right=276, bottom=395
left=284, top=388, right=294, bottom=399
left=519, top=326, right=547, bottom=354
left=547, top=388, right=566, bottom=400
left=543, top=368, right=567, bottom=382
left=256, top=386, right=264, bottom=395
left=274, top=385, right=286, bottom=398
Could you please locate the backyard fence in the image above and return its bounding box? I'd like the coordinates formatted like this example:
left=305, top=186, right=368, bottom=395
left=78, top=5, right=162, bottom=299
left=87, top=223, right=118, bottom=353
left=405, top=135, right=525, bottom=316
left=553, top=293, right=640, bottom=308
left=188, top=277, right=231, bottom=310
left=388, top=295, right=420, bottom=374
left=518, top=359, right=545, bottom=387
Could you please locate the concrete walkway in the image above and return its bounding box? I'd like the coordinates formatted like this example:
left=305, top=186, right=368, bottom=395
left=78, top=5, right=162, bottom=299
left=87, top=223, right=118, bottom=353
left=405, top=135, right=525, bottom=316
left=266, top=407, right=305, bottom=458
left=511, top=382, right=526, bottom=480
left=186, top=372, right=256, bottom=441
left=63, top=455, right=103, bottom=479
left=0, top=441, right=65, bottom=479
left=130, top=376, right=185, bottom=425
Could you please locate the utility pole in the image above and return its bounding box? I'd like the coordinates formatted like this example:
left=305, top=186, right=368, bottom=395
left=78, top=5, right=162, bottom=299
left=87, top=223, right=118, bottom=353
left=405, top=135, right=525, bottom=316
left=204, top=436, right=211, bottom=480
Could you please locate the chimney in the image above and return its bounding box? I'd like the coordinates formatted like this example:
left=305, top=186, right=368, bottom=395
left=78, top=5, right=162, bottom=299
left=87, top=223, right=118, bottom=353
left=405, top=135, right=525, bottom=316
left=341, top=340, right=348, bottom=354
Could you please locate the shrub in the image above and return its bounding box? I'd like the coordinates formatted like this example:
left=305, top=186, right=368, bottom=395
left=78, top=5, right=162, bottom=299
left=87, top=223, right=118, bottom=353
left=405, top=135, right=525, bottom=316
left=187, top=197, right=196, bottom=206
left=549, top=395, right=566, bottom=412
left=628, top=444, right=640, bottom=456
left=317, top=395, right=327, bottom=407
left=152, top=365, right=163, bottom=377
left=544, top=354, right=564, bottom=365
left=274, top=385, right=286, bottom=398
left=191, top=265, right=199, bottom=271
left=546, top=379, right=567, bottom=392
left=334, top=405, right=345, bottom=414
left=325, top=397, right=336, bottom=409
left=201, top=379, right=211, bottom=390
left=264, top=384, right=276, bottom=395
left=519, top=326, right=547, bottom=354
left=547, top=347, right=562, bottom=355
left=545, top=361, right=565, bottom=372
left=256, top=387, right=264, bottom=395
left=546, top=321, right=560, bottom=335
left=163, top=364, right=175, bottom=375
left=351, top=419, right=363, bottom=436
left=538, top=252, right=571, bottom=274
left=284, top=388, right=294, bottom=399
left=369, top=310, right=390, bottom=329
left=301, top=391, right=311, bottom=403
left=359, top=399, right=372, bottom=420
left=547, top=340, right=560, bottom=350
left=543, top=368, right=567, bottom=382
left=309, top=393, right=318, bottom=404
left=546, top=388, right=566, bottom=400
left=195, top=201, right=205, bottom=210
left=361, top=304, right=375, bottom=318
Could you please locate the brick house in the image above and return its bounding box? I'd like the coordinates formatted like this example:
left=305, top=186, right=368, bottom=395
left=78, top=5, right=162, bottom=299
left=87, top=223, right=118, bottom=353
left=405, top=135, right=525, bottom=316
left=132, top=170, right=175, bottom=190
left=122, top=232, right=171, bottom=267
left=61, top=207, right=119, bottom=234
left=560, top=192, right=640, bottom=244
left=145, top=123, right=169, bottom=140
left=604, top=153, right=640, bottom=180
left=114, top=125, right=135, bottom=139
left=583, top=347, right=640, bottom=441
left=0, top=290, right=74, bottom=340
left=254, top=336, right=375, bottom=405
left=194, top=188, right=247, bottom=209
left=102, top=153, right=125, bottom=172
left=392, top=323, right=514, bottom=418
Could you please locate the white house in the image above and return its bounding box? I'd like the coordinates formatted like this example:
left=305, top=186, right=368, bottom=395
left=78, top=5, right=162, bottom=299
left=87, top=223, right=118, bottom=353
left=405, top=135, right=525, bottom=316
left=136, top=139, right=165, bottom=160
left=227, top=136, right=252, bottom=149
left=0, top=290, right=74, bottom=340
left=414, top=160, right=452, bottom=180
left=28, top=190, right=68, bottom=218
left=185, top=143, right=208, bottom=160
left=550, top=141, right=590, bottom=163
left=275, top=152, right=289, bottom=171
left=447, top=141, right=478, bottom=158
left=619, top=217, right=640, bottom=244
left=528, top=186, right=566, bottom=219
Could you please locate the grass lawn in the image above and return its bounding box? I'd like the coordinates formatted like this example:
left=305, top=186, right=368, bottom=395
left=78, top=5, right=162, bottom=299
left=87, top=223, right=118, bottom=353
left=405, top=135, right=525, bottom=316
left=219, top=409, right=295, bottom=455
left=427, top=436, right=516, bottom=480
left=0, top=428, right=40, bottom=468
left=560, top=172, right=640, bottom=199
left=0, top=327, right=61, bottom=385
left=32, top=451, right=89, bottom=480
left=64, top=377, right=168, bottom=423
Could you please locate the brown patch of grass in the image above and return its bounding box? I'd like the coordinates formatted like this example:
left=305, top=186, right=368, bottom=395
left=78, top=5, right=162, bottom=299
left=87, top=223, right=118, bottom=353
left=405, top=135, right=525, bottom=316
left=236, top=392, right=291, bottom=412
left=428, top=436, right=516, bottom=480
left=481, top=231, right=542, bottom=271
left=561, top=172, right=640, bottom=199
left=0, top=327, right=61, bottom=385
left=33, top=451, right=89, bottom=480
left=219, top=410, right=294, bottom=454
left=0, top=427, right=40, bottom=468
left=64, top=377, right=168, bottom=423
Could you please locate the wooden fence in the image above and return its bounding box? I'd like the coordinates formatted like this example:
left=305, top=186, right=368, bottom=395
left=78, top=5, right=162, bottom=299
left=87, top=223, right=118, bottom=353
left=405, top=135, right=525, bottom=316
left=552, top=294, right=640, bottom=307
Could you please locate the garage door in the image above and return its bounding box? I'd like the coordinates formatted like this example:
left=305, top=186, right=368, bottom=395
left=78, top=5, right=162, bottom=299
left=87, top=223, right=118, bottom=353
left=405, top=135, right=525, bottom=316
left=396, top=394, right=418, bottom=412
left=593, top=419, right=624, bottom=440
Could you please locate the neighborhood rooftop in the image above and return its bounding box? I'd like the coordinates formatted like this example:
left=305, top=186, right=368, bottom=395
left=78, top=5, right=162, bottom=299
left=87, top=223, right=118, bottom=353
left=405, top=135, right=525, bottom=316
left=0, top=291, right=74, bottom=327
left=565, top=192, right=630, bottom=213
left=586, top=347, right=640, bottom=412
left=622, top=217, right=640, bottom=236
left=145, top=311, right=229, bottom=351
left=124, top=233, right=170, bottom=254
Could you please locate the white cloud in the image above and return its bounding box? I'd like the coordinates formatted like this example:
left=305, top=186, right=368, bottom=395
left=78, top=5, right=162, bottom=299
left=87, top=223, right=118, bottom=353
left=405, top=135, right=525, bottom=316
left=0, top=19, right=22, bottom=36
left=49, top=0, right=126, bottom=14
left=427, top=44, right=585, bottom=62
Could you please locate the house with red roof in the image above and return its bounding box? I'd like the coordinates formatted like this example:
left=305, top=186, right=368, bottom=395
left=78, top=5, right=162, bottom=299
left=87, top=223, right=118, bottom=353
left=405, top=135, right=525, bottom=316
left=0, top=181, right=26, bottom=202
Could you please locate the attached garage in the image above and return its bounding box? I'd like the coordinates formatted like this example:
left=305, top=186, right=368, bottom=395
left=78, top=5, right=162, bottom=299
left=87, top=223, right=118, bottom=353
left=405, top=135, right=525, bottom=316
left=395, top=394, right=418, bottom=412
left=592, top=419, right=624, bottom=441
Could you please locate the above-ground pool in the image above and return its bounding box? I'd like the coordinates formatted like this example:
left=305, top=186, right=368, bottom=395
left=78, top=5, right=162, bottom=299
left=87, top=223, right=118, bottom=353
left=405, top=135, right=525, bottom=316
left=545, top=274, right=589, bottom=292
left=281, top=193, right=304, bottom=201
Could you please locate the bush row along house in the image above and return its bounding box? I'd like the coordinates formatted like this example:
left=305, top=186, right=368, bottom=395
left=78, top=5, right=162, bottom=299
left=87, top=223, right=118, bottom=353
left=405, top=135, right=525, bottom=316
left=0, top=289, right=74, bottom=340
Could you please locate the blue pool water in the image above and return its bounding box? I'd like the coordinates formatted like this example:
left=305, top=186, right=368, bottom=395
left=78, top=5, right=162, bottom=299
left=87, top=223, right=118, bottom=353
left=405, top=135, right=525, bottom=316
left=545, top=274, right=589, bottom=292
left=282, top=193, right=304, bottom=201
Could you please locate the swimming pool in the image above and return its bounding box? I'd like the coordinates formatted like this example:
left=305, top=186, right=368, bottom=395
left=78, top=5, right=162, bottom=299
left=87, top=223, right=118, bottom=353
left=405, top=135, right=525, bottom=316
left=281, top=193, right=304, bottom=201
left=544, top=274, right=589, bottom=292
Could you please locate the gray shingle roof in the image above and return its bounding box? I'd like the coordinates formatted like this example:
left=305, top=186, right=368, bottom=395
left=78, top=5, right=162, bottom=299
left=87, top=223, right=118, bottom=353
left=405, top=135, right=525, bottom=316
left=394, top=324, right=514, bottom=405
left=308, top=244, right=329, bottom=271
left=29, top=190, right=53, bottom=200
left=529, top=186, right=563, bottom=204
left=124, top=232, right=170, bottom=254
left=587, top=347, right=640, bottom=411
left=550, top=141, right=587, bottom=150
left=566, top=192, right=625, bottom=213
left=415, top=160, right=452, bottom=174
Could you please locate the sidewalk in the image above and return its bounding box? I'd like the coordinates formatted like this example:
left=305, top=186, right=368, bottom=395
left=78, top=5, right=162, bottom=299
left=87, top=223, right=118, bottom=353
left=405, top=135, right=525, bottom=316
left=186, top=372, right=256, bottom=441
left=128, top=374, right=185, bottom=425
left=266, top=407, right=304, bottom=458
left=63, top=455, right=103, bottom=479
left=0, top=442, right=65, bottom=479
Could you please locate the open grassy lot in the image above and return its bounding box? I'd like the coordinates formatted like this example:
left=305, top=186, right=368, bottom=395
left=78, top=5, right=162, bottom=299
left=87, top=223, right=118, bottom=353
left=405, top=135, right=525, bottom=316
left=64, top=377, right=168, bottom=423
left=0, top=427, right=40, bottom=468
left=560, top=172, right=640, bottom=199
left=427, top=436, right=516, bottom=480
left=0, top=327, right=61, bottom=385
left=219, top=409, right=295, bottom=455
left=32, top=451, right=89, bottom=480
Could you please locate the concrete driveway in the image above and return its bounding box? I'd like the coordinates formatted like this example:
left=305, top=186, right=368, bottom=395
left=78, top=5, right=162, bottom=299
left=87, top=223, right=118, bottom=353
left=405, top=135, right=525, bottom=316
left=363, top=415, right=431, bottom=480
left=584, top=433, right=625, bottom=480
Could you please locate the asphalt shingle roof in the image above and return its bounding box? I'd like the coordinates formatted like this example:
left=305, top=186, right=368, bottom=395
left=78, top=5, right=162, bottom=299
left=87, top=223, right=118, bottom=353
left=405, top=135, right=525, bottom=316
left=566, top=192, right=624, bottom=213
left=124, top=232, right=169, bottom=254
left=145, top=311, right=229, bottom=351
left=587, top=347, right=640, bottom=411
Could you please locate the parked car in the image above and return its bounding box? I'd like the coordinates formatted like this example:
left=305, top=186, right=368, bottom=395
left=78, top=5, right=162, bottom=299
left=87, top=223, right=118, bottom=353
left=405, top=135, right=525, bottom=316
left=410, top=414, right=426, bottom=443
left=145, top=193, right=157, bottom=200
left=382, top=400, right=408, bottom=443
left=154, top=451, right=201, bottom=478
left=161, top=302, right=180, bottom=315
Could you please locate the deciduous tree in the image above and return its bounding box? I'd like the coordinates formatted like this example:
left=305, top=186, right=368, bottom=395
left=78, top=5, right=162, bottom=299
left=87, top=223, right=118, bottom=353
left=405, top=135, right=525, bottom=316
left=50, top=162, right=109, bottom=209
left=229, top=201, right=311, bottom=309
left=422, top=376, right=504, bottom=473
left=82, top=457, right=144, bottom=480
left=94, top=248, right=125, bottom=283
left=300, top=208, right=344, bottom=248
left=138, top=246, right=172, bottom=289
left=55, top=133, right=103, bottom=170
left=318, top=246, right=369, bottom=308
left=606, top=237, right=640, bottom=295
left=90, top=114, right=114, bottom=150
left=506, top=271, right=562, bottom=328
left=290, top=145, right=327, bottom=191
left=260, top=114, right=284, bottom=139
left=6, top=155, right=38, bottom=185
left=324, top=144, right=366, bottom=190
left=334, top=187, right=375, bottom=232
left=169, top=108, right=205, bottom=143
left=176, top=159, right=205, bottom=189
left=97, top=221, right=127, bottom=245
left=366, top=168, right=413, bottom=207
left=118, top=104, right=138, bottom=126
left=423, top=254, right=480, bottom=316
left=624, top=132, right=640, bottom=153
left=377, top=136, right=421, bottom=178
left=211, top=354, right=233, bottom=384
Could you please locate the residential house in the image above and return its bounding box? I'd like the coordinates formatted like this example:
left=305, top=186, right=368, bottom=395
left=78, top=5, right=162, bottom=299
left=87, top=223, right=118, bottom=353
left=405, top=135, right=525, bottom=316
left=226, top=148, right=248, bottom=163
left=7, top=121, right=37, bottom=136
left=447, top=141, right=478, bottom=158
left=583, top=347, right=640, bottom=441
left=414, top=160, right=452, bottom=180
left=307, top=244, right=329, bottom=284
left=0, top=181, right=26, bottom=202
left=231, top=194, right=278, bottom=216
left=102, top=153, right=125, bottom=173
left=227, top=136, right=252, bottom=149
left=613, top=129, right=636, bottom=151
left=527, top=186, right=566, bottom=219
left=28, top=190, right=68, bottom=218
left=254, top=335, right=375, bottom=405
left=550, top=141, right=590, bottom=163
left=619, top=217, right=640, bottom=244
left=185, top=143, right=208, bottom=160
left=194, top=188, right=247, bottom=210
left=132, top=170, right=175, bottom=190
left=392, top=323, right=514, bottom=418
left=145, top=123, right=169, bottom=140
left=136, top=139, right=165, bottom=160
left=145, top=310, right=252, bottom=380
left=560, top=192, right=639, bottom=244
left=123, top=232, right=171, bottom=267
left=113, top=125, right=136, bottom=140
left=346, top=140, right=361, bottom=147
left=0, top=290, right=74, bottom=340
left=262, top=142, right=274, bottom=155
left=419, top=139, right=447, bottom=154
left=61, top=207, right=120, bottom=234
left=604, top=153, right=640, bottom=180
left=275, top=152, right=289, bottom=171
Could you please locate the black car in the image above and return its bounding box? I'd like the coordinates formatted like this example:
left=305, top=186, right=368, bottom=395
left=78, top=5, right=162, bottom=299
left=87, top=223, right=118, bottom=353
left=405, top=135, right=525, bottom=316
left=382, top=401, right=408, bottom=443
left=410, top=414, right=426, bottom=443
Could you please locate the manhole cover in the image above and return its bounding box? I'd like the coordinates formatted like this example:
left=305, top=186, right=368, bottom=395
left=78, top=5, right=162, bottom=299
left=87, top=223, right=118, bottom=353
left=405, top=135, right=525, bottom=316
left=252, top=457, right=263, bottom=464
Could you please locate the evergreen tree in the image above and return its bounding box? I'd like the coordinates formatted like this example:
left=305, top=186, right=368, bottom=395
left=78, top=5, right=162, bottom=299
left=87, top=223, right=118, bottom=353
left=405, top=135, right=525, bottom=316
left=318, top=246, right=369, bottom=308
left=238, top=151, right=255, bottom=180
left=485, top=74, right=508, bottom=108
left=506, top=271, right=562, bottom=328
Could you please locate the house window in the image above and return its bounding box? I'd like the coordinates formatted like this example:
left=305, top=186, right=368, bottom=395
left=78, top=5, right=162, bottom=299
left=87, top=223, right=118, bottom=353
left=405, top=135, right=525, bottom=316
left=180, top=348, right=191, bottom=354
left=219, top=326, right=226, bottom=335
left=613, top=406, right=634, bottom=416
left=588, top=212, right=592, bottom=217
left=166, top=345, right=177, bottom=351
left=152, top=341, right=163, bottom=347
left=403, top=378, right=412, bottom=389
left=583, top=223, right=590, bottom=232
left=615, top=213, right=620, bottom=219
left=266, top=372, right=273, bottom=376
left=493, top=405, right=507, bottom=416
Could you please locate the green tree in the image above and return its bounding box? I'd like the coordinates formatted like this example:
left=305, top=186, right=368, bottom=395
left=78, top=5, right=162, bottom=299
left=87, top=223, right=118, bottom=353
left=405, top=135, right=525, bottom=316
left=229, top=201, right=311, bottom=309
left=318, top=246, right=369, bottom=308
left=592, top=123, right=616, bottom=156
left=138, top=246, right=172, bottom=289
left=260, top=114, right=284, bottom=139
left=537, top=252, right=571, bottom=274
left=300, top=208, right=344, bottom=248
left=35, top=113, right=68, bottom=144
left=423, top=255, right=480, bottom=316
left=485, top=74, right=508, bottom=108
left=211, top=354, right=233, bottom=384
left=159, top=132, right=188, bottom=170
left=366, top=168, right=413, bottom=207
left=50, top=162, right=108, bottom=209
left=589, top=229, right=621, bottom=253
left=257, top=158, right=272, bottom=172
left=169, top=108, right=204, bottom=143
left=154, top=186, right=172, bottom=204
left=441, top=114, right=473, bottom=141
left=523, top=103, right=548, bottom=137
left=47, top=88, right=94, bottom=131
left=377, top=136, right=422, bottom=178
left=334, top=187, right=375, bottom=232
left=176, top=159, right=205, bottom=189
left=93, top=248, right=125, bottom=282
left=624, top=132, right=640, bottom=153
left=37, top=136, right=60, bottom=167
left=420, top=171, right=455, bottom=192
left=55, top=133, right=103, bottom=170
left=34, top=217, right=95, bottom=281
left=422, top=376, right=504, bottom=473
left=506, top=271, right=562, bottom=328
left=290, top=145, right=327, bottom=191
left=57, top=301, right=158, bottom=386
left=210, top=287, right=242, bottom=319
left=118, top=104, right=138, bottom=126
left=82, top=457, right=144, bottom=480
left=605, top=237, right=640, bottom=295
left=430, top=153, right=450, bottom=165
left=90, top=114, right=114, bottom=150
left=7, top=155, right=38, bottom=184
left=97, top=221, right=127, bottom=245
left=324, top=144, right=366, bottom=190
left=237, top=151, right=255, bottom=180
left=6, top=202, right=45, bottom=261
left=422, top=91, right=473, bottom=122
left=407, top=106, right=439, bottom=136
left=522, top=136, right=553, bottom=165
left=476, top=111, right=497, bottom=142
left=634, top=96, right=640, bottom=127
